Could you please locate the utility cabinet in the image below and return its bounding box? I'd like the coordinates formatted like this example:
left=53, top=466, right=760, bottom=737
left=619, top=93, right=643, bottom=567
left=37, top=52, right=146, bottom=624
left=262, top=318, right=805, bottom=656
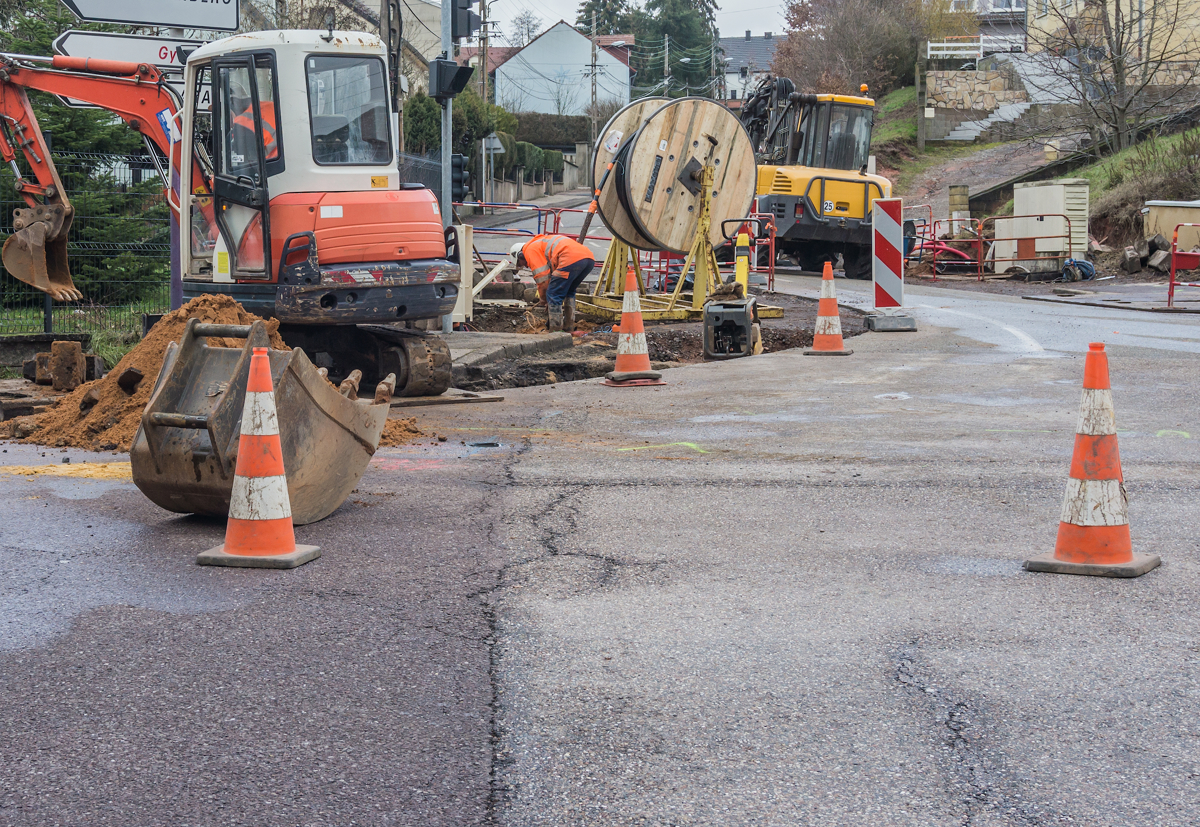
left=992, top=179, right=1089, bottom=273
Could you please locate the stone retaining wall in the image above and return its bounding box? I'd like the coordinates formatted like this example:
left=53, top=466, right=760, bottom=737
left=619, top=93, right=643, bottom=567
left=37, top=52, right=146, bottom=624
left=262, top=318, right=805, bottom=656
left=927, top=70, right=1028, bottom=110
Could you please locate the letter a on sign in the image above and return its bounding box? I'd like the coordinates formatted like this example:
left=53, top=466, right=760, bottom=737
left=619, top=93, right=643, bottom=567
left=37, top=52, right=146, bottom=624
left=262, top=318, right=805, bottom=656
left=872, top=198, right=905, bottom=309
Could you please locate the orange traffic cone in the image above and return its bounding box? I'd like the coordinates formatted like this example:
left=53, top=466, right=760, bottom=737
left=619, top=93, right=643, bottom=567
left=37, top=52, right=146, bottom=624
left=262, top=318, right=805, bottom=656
left=197, top=347, right=321, bottom=569
left=1025, top=343, right=1159, bottom=577
left=804, top=261, right=853, bottom=356
left=604, top=267, right=665, bottom=387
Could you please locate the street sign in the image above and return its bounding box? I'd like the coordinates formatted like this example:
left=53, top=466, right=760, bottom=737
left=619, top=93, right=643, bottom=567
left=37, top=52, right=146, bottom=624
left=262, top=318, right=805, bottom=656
left=53, top=31, right=207, bottom=109
left=483, top=133, right=505, bottom=153
left=59, top=0, right=240, bottom=31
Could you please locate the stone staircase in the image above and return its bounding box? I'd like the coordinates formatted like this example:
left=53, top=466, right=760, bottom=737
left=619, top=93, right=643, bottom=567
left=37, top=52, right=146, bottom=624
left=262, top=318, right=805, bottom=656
left=945, top=101, right=1033, bottom=141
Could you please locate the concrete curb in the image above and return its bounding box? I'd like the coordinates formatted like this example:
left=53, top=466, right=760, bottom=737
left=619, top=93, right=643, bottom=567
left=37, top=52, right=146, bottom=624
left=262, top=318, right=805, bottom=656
left=453, top=332, right=574, bottom=367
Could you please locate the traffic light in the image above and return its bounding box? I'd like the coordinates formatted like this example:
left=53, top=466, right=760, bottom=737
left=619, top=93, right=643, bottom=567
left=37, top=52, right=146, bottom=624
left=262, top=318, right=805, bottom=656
left=430, top=57, right=474, bottom=103
left=451, top=0, right=482, bottom=42
left=450, top=154, right=469, bottom=201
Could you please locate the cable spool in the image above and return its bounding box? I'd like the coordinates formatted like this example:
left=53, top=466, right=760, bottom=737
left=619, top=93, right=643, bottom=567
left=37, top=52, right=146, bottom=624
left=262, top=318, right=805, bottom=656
left=597, top=97, right=758, bottom=254
left=593, top=97, right=668, bottom=250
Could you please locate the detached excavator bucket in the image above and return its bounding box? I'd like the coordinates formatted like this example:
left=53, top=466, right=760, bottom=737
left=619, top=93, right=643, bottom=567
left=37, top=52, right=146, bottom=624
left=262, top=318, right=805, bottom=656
left=1, top=205, right=81, bottom=302
left=130, top=319, right=395, bottom=525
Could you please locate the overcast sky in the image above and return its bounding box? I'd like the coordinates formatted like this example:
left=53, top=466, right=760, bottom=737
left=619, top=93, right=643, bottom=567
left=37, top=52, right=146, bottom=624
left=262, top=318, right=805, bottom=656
left=483, top=0, right=788, bottom=44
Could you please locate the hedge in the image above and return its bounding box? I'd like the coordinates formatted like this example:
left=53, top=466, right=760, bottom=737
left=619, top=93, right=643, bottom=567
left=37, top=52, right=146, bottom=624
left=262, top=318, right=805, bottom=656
left=513, top=113, right=590, bottom=148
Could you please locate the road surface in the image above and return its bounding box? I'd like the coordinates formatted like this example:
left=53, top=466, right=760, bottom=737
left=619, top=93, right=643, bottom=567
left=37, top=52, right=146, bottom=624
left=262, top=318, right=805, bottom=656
left=1, top=281, right=1197, bottom=826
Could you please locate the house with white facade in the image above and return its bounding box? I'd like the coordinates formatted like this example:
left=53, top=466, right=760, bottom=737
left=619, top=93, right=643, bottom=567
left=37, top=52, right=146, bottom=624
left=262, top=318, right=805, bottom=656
left=492, top=22, right=631, bottom=115
left=928, top=0, right=1027, bottom=59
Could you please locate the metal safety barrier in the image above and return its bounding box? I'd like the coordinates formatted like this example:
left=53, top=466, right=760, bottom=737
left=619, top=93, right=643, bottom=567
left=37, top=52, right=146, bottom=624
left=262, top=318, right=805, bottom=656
left=1169, top=222, right=1200, bottom=308
left=980, top=214, right=1074, bottom=280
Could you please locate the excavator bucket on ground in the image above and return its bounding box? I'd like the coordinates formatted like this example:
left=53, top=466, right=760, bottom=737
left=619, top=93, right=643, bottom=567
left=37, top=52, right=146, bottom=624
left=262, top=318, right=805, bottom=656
left=1, top=204, right=81, bottom=302
left=130, top=319, right=395, bottom=525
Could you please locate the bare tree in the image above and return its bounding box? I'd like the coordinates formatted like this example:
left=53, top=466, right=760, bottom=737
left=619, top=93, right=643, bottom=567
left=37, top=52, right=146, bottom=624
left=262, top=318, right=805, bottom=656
left=1023, top=0, right=1200, bottom=152
left=507, top=10, right=543, bottom=47
left=551, top=71, right=582, bottom=115
left=773, top=0, right=972, bottom=93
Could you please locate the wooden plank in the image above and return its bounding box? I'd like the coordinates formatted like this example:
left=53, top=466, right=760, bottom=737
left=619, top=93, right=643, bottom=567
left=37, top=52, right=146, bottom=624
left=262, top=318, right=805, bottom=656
left=619, top=99, right=757, bottom=253
left=390, top=389, right=504, bottom=408
left=594, top=97, right=669, bottom=251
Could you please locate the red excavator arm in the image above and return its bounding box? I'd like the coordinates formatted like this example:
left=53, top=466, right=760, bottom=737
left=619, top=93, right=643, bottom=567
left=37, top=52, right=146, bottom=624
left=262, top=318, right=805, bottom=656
left=0, top=54, right=208, bottom=301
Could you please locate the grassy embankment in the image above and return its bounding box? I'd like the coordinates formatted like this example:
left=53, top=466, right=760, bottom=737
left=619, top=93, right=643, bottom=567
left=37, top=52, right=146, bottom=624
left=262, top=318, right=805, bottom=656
left=870, top=86, right=1007, bottom=195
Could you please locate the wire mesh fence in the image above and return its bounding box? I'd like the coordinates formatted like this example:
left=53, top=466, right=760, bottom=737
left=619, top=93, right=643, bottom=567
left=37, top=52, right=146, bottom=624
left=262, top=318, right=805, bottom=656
left=0, top=151, right=171, bottom=337
left=398, top=151, right=441, bottom=193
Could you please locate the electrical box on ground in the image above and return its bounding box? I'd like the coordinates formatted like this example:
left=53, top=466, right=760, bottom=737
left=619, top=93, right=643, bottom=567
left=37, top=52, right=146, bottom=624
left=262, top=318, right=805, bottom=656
left=992, top=179, right=1089, bottom=273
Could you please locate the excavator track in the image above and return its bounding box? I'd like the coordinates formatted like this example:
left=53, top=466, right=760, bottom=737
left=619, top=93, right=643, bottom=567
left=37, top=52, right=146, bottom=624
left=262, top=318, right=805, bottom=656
left=394, top=335, right=453, bottom=397
left=279, top=324, right=454, bottom=398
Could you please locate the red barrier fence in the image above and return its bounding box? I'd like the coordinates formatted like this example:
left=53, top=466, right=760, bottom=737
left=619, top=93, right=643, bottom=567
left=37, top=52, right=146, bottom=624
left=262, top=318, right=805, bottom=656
left=1169, top=222, right=1200, bottom=308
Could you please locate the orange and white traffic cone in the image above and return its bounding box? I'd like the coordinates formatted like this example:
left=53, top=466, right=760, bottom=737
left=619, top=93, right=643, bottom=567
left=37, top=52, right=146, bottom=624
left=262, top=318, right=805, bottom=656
left=1025, top=343, right=1160, bottom=577
left=804, top=261, right=853, bottom=356
left=604, top=266, right=665, bottom=387
left=197, top=347, right=321, bottom=569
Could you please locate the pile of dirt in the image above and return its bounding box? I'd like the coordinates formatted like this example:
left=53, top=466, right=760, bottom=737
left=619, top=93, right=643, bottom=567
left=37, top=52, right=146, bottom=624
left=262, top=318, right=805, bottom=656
left=1, top=295, right=287, bottom=452
left=379, top=416, right=422, bottom=447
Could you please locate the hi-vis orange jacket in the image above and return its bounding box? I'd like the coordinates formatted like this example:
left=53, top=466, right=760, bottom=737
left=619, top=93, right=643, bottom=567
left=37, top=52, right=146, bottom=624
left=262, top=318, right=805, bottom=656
left=521, top=235, right=594, bottom=297
left=232, top=102, right=279, bottom=161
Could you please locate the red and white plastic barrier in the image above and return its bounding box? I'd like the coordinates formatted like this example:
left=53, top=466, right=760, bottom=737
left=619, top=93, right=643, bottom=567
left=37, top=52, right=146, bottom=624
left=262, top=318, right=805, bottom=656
left=872, top=197, right=905, bottom=309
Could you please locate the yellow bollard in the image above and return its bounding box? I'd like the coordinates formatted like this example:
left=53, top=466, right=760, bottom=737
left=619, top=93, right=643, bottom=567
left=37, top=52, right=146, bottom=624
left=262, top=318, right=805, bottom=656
left=734, top=231, right=751, bottom=294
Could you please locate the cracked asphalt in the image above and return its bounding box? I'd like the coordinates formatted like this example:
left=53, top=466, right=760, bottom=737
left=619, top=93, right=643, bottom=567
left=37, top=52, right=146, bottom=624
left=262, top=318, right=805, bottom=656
left=2, top=283, right=1199, bottom=825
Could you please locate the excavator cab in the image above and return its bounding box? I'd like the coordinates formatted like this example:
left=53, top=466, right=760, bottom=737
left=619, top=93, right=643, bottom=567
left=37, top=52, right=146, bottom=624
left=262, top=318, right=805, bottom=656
left=740, top=77, right=892, bottom=278
left=178, top=32, right=460, bottom=392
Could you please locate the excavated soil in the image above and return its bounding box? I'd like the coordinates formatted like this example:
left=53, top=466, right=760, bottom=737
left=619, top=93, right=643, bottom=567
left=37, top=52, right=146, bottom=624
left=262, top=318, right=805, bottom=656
left=379, top=416, right=422, bottom=447
left=457, top=290, right=864, bottom=391
left=1, top=295, right=287, bottom=452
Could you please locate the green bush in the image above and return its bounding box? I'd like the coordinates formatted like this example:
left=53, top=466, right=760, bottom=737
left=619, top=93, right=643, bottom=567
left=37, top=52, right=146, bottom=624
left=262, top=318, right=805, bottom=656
left=513, top=113, right=590, bottom=148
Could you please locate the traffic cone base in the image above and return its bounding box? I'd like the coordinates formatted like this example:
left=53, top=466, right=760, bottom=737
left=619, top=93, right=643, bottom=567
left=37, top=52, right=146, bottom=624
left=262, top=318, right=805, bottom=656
left=1023, top=551, right=1160, bottom=578
left=196, top=347, right=321, bottom=568
left=606, top=267, right=664, bottom=387
left=1024, top=342, right=1159, bottom=578
left=805, top=262, right=853, bottom=356
left=197, top=543, right=322, bottom=570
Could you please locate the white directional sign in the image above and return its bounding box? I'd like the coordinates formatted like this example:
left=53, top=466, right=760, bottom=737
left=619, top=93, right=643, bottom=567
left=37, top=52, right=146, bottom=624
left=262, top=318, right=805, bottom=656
left=60, top=0, right=240, bottom=31
left=53, top=31, right=208, bottom=109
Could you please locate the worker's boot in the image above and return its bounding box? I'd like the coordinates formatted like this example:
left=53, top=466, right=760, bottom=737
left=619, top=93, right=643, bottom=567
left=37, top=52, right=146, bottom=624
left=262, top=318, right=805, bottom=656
left=547, top=302, right=564, bottom=332
left=562, top=297, right=576, bottom=333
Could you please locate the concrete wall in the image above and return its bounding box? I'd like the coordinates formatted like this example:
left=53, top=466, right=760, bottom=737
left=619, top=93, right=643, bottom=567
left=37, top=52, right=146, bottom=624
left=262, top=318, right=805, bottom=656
left=495, top=22, right=630, bottom=116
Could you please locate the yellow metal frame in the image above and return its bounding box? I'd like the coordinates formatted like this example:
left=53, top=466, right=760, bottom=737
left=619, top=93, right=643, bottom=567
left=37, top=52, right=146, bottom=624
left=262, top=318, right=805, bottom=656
left=578, top=166, right=782, bottom=322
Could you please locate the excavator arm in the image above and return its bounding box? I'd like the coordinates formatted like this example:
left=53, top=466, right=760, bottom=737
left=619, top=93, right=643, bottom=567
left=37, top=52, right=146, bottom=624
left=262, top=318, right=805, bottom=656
left=0, top=54, right=209, bottom=301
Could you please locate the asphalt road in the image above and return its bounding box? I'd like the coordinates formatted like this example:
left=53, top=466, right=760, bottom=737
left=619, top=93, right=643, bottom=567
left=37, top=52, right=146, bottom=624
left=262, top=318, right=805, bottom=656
left=1, top=280, right=1198, bottom=825
left=0, top=442, right=503, bottom=826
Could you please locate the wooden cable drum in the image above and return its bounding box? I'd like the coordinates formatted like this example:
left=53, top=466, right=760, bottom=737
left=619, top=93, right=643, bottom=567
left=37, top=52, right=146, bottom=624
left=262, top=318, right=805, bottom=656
left=609, top=98, right=758, bottom=254
left=593, top=97, right=669, bottom=250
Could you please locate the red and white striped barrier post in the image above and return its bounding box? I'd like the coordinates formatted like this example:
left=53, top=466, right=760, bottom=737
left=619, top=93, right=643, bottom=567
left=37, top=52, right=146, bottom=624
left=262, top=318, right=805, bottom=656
left=867, top=198, right=917, bottom=332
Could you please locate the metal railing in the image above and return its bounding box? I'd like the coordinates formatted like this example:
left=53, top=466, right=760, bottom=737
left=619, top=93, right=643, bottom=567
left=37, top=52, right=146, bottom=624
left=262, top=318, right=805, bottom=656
left=0, top=151, right=171, bottom=337
left=926, top=35, right=1025, bottom=59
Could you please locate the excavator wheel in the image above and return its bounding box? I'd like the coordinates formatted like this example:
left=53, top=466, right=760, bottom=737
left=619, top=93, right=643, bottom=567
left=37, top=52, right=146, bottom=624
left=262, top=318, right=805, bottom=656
left=395, top=335, right=453, bottom=397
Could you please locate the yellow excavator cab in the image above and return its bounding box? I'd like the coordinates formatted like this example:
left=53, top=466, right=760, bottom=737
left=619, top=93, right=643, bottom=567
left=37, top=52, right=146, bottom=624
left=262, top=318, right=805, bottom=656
left=739, top=79, right=893, bottom=278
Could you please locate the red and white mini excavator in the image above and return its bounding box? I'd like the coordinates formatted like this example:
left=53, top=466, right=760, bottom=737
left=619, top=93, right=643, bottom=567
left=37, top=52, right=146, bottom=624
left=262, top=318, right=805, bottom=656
left=0, top=30, right=460, bottom=396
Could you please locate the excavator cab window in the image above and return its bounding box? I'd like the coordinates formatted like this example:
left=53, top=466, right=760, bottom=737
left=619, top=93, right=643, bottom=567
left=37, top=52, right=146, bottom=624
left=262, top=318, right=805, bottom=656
left=190, top=65, right=218, bottom=262
left=826, top=104, right=873, bottom=172
left=305, top=55, right=392, bottom=165
left=211, top=54, right=279, bottom=280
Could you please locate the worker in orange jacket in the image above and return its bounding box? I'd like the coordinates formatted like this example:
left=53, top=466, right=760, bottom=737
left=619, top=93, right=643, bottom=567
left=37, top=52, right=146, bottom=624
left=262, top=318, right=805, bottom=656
left=511, top=235, right=595, bottom=332
left=229, top=79, right=279, bottom=167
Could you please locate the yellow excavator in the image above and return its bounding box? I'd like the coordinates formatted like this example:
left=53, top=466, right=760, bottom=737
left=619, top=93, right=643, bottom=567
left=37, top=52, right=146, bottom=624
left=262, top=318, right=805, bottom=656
left=739, top=76, right=891, bottom=278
